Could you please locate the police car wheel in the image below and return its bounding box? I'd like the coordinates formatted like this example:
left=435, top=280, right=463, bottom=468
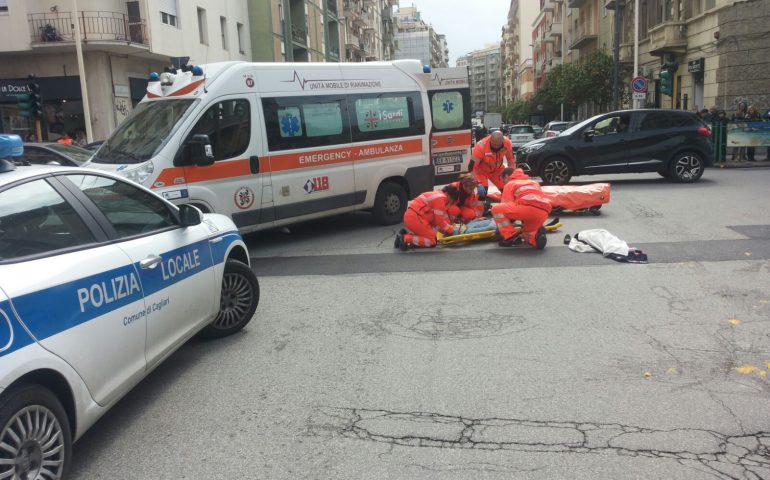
left=373, top=182, right=407, bottom=225
left=202, top=260, right=259, bottom=338
left=0, top=385, right=71, bottom=480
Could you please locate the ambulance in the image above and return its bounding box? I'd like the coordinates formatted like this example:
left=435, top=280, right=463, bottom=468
left=87, top=60, right=471, bottom=233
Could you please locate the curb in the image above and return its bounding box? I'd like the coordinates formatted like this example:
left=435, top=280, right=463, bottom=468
left=713, top=160, right=770, bottom=169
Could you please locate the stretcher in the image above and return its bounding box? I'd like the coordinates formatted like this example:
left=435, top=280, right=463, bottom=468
left=486, top=183, right=611, bottom=215
left=436, top=217, right=562, bottom=245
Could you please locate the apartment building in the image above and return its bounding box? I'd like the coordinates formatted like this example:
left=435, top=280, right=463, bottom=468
left=560, top=0, right=769, bottom=112
left=342, top=0, right=399, bottom=63
left=532, top=0, right=565, bottom=91
left=458, top=46, right=501, bottom=113
left=501, top=0, right=540, bottom=101
left=393, top=6, right=448, bottom=68
left=249, top=0, right=342, bottom=63
left=0, top=0, right=250, bottom=141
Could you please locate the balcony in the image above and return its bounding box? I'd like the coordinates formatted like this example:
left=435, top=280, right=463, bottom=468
left=326, top=0, right=339, bottom=18
left=566, top=0, right=589, bottom=7
left=28, top=11, right=149, bottom=51
left=387, top=0, right=399, bottom=6
left=541, top=0, right=556, bottom=11
left=382, top=6, right=392, bottom=20
left=569, top=24, right=598, bottom=49
left=291, top=24, right=307, bottom=45
left=345, top=34, right=361, bottom=50
left=648, top=21, right=687, bottom=56
left=327, top=46, right=340, bottom=61
left=546, top=20, right=562, bottom=41
left=604, top=0, right=625, bottom=9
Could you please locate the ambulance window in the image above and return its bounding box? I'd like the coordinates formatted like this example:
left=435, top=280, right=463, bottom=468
left=350, top=91, right=424, bottom=142
left=304, top=103, right=343, bottom=137
left=430, top=91, right=464, bottom=130
left=187, top=99, right=251, bottom=161
left=277, top=107, right=303, bottom=138
left=263, top=96, right=350, bottom=151
left=65, top=174, right=177, bottom=239
left=0, top=180, right=95, bottom=261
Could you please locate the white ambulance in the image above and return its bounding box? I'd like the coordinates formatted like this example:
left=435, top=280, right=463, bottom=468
left=87, top=60, right=471, bottom=233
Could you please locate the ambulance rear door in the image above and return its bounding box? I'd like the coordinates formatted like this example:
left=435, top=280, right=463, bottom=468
left=425, top=67, right=473, bottom=185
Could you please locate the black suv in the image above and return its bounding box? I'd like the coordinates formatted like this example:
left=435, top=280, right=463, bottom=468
left=516, top=109, right=714, bottom=185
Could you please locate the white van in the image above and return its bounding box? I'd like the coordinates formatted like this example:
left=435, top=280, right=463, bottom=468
left=87, top=60, right=471, bottom=233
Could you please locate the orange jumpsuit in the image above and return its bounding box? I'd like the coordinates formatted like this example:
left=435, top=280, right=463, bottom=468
left=445, top=181, right=484, bottom=223
left=491, top=177, right=552, bottom=246
left=471, top=135, right=515, bottom=190
left=403, top=191, right=456, bottom=247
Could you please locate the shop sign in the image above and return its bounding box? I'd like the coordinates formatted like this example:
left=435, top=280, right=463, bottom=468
left=687, top=58, right=704, bottom=74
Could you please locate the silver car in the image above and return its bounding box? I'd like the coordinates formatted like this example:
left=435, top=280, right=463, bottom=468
left=507, top=125, right=536, bottom=150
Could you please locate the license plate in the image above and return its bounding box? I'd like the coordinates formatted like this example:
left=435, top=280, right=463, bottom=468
left=433, top=154, right=463, bottom=165
left=436, top=164, right=460, bottom=174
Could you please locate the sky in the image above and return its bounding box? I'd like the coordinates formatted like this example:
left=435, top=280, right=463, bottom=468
left=403, top=0, right=510, bottom=66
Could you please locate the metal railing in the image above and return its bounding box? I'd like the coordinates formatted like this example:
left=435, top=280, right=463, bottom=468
left=291, top=24, right=307, bottom=45
left=29, top=11, right=148, bottom=45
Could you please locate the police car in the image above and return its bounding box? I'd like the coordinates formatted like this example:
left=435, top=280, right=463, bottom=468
left=0, top=134, right=259, bottom=479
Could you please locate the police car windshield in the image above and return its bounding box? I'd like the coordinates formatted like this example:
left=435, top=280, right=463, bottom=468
left=92, top=99, right=197, bottom=164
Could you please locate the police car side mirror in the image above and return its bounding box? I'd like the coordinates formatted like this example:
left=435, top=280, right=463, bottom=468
left=178, top=204, right=203, bottom=227
left=188, top=134, right=214, bottom=166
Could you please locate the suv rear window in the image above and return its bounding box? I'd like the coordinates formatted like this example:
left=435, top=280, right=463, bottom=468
left=510, top=126, right=534, bottom=134
left=639, top=112, right=699, bottom=131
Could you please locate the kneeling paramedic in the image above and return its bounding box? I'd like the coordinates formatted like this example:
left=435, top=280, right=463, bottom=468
left=491, top=168, right=550, bottom=249
left=395, top=185, right=461, bottom=250
left=446, top=173, right=484, bottom=223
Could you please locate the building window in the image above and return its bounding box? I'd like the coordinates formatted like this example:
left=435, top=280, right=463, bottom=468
left=237, top=22, right=245, bottom=54
left=159, top=0, right=178, bottom=26
left=220, top=16, right=228, bottom=50
left=197, top=7, right=208, bottom=45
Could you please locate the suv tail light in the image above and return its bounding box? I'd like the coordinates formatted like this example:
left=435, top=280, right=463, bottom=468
left=697, top=127, right=711, bottom=138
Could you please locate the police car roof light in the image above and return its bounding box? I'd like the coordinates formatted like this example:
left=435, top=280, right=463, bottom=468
left=191, top=65, right=204, bottom=76
left=0, top=134, right=23, bottom=161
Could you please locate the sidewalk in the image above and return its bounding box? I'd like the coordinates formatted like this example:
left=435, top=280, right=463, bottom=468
left=714, top=151, right=770, bottom=168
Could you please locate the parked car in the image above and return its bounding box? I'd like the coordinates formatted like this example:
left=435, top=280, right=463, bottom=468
left=516, top=109, right=714, bottom=185
left=20, top=142, right=93, bottom=166
left=532, top=126, right=544, bottom=139
left=507, top=125, right=536, bottom=150
left=0, top=134, right=260, bottom=478
left=542, top=121, right=576, bottom=138
left=83, top=140, right=104, bottom=151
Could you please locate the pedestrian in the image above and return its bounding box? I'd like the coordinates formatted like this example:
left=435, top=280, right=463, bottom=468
left=699, top=108, right=710, bottom=121
left=471, top=130, right=515, bottom=197
left=395, top=185, right=460, bottom=250
left=731, top=101, right=749, bottom=161
left=745, top=106, right=762, bottom=161
left=714, top=110, right=729, bottom=163
left=446, top=173, right=485, bottom=223
left=490, top=168, right=550, bottom=249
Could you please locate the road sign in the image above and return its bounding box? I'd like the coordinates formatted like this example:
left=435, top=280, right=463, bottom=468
left=632, top=92, right=647, bottom=100
left=631, top=76, right=648, bottom=93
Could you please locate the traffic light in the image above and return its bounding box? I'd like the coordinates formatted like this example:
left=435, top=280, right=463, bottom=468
left=16, top=74, right=43, bottom=118
left=659, top=66, right=673, bottom=96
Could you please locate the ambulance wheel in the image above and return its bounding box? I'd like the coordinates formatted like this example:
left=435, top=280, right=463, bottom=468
left=0, top=385, right=71, bottom=480
left=203, top=260, right=260, bottom=338
left=540, top=157, right=573, bottom=185
left=373, top=182, right=407, bottom=225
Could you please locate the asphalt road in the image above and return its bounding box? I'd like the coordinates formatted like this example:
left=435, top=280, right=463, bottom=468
left=70, top=168, right=770, bottom=480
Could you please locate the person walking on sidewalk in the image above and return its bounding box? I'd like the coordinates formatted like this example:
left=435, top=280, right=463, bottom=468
left=731, top=102, right=749, bottom=161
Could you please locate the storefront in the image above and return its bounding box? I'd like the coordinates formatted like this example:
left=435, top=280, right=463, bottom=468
left=0, top=76, right=85, bottom=143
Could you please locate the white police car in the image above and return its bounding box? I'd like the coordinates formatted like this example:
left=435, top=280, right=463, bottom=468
left=0, top=134, right=259, bottom=479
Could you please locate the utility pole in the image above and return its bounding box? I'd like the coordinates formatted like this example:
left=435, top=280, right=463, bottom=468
left=73, top=0, right=93, bottom=142
left=612, top=0, right=621, bottom=111
left=633, top=0, right=640, bottom=109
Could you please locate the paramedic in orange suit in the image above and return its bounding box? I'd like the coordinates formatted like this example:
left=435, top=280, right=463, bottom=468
left=394, top=185, right=460, bottom=250
left=446, top=173, right=484, bottom=223
left=471, top=130, right=515, bottom=196
left=491, top=168, right=550, bottom=249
